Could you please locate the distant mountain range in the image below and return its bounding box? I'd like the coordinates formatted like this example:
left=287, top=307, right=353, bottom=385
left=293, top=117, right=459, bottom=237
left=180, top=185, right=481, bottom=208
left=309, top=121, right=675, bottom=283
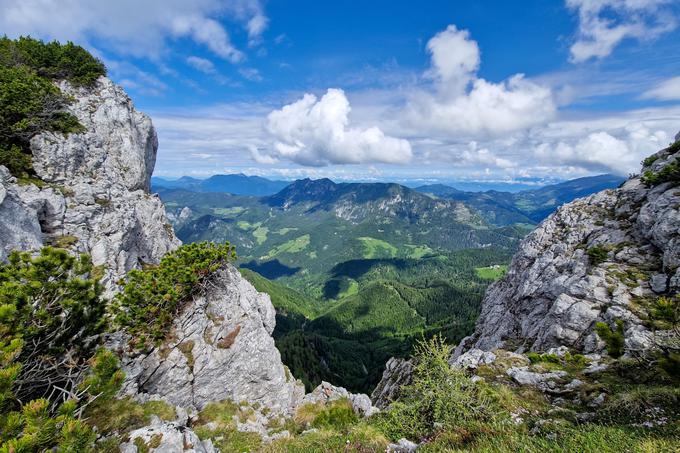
left=415, top=174, right=625, bottom=224
left=152, top=173, right=290, bottom=196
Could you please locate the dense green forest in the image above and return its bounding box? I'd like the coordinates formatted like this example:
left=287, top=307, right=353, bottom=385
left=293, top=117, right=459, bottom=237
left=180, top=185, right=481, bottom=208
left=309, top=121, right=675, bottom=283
left=242, top=248, right=513, bottom=392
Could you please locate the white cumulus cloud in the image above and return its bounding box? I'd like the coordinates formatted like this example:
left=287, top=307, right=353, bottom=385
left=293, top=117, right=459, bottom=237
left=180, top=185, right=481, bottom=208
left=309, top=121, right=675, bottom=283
left=0, top=0, right=269, bottom=62
left=265, top=89, right=412, bottom=166
left=533, top=125, right=669, bottom=174
left=566, top=0, right=677, bottom=63
left=405, top=25, right=556, bottom=136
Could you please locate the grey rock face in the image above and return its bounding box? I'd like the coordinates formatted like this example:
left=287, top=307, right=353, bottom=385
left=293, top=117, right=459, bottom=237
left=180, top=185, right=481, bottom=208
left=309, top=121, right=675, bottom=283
left=387, top=438, right=419, bottom=452
left=371, top=357, right=413, bottom=409
left=31, top=78, right=156, bottom=193
left=0, top=77, right=179, bottom=295
left=456, top=135, right=680, bottom=357
left=450, top=348, right=497, bottom=370
left=0, top=167, right=43, bottom=261
left=302, top=381, right=379, bottom=417
left=113, top=265, right=305, bottom=414
left=120, top=417, right=216, bottom=453
left=506, top=366, right=569, bottom=393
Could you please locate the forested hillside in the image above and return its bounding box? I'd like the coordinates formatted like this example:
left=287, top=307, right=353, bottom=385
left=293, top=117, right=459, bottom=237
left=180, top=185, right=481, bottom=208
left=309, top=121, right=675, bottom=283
left=159, top=175, right=618, bottom=392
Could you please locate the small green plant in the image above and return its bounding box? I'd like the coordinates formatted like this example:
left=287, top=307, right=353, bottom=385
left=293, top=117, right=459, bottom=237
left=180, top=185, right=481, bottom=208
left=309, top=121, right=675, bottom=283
left=112, top=242, right=236, bottom=348
left=52, top=234, right=79, bottom=249
left=643, top=154, right=659, bottom=167
left=311, top=399, right=358, bottom=430
left=668, top=140, right=680, bottom=154
left=596, top=319, right=625, bottom=358
left=641, top=156, right=680, bottom=188
left=527, top=352, right=559, bottom=364
left=587, top=245, right=610, bottom=265
left=372, top=335, right=503, bottom=441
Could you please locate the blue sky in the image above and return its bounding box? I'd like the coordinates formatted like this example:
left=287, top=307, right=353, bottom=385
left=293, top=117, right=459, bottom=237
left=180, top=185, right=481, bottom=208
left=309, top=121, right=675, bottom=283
left=2, top=0, right=680, bottom=184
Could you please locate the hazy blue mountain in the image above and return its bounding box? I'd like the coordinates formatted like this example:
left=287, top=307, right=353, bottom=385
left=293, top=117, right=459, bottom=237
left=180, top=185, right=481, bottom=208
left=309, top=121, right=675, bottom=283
left=152, top=173, right=290, bottom=196
left=151, top=176, right=203, bottom=191
left=416, top=174, right=625, bottom=225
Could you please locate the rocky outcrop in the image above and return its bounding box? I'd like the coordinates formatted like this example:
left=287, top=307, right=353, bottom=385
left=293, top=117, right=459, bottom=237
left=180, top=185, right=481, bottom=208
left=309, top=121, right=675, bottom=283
left=0, top=167, right=43, bottom=261
left=456, top=134, right=680, bottom=357
left=302, top=381, right=379, bottom=417
left=110, top=264, right=305, bottom=414
left=0, top=77, right=179, bottom=295
left=120, top=417, right=216, bottom=453
left=371, top=357, right=413, bottom=409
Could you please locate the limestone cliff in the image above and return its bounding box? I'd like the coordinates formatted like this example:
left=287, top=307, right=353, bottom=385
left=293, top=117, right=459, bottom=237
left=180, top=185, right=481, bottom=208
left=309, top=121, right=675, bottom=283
left=109, top=265, right=305, bottom=414
left=456, top=132, right=680, bottom=357
left=0, top=77, right=179, bottom=295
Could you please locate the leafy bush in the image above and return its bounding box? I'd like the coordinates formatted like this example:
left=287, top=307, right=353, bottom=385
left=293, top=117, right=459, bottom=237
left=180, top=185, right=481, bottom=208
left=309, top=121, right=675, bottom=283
left=668, top=140, right=680, bottom=155
left=0, top=37, right=104, bottom=178
left=587, top=245, right=610, bottom=265
left=311, top=399, right=358, bottom=430
left=372, top=336, right=503, bottom=441
left=649, top=295, right=680, bottom=378
left=642, top=154, right=659, bottom=167
left=0, top=248, right=121, bottom=451
left=595, top=319, right=625, bottom=358
left=113, top=242, right=236, bottom=348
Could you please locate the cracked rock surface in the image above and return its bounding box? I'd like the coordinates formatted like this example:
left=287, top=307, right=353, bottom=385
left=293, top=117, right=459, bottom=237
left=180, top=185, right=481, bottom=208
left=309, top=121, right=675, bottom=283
left=0, top=76, right=178, bottom=296
left=111, top=265, right=305, bottom=414
left=456, top=135, right=680, bottom=357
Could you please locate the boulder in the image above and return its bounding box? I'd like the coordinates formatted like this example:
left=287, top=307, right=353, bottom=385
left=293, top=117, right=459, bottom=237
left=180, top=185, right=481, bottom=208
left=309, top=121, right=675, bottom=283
left=302, top=381, right=379, bottom=417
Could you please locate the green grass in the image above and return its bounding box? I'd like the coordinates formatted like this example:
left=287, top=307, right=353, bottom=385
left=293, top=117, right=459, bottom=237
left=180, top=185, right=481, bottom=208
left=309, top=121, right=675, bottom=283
left=475, top=265, right=507, bottom=280
left=336, top=279, right=359, bottom=299
left=213, top=207, right=245, bottom=216
left=276, top=227, right=299, bottom=235
left=236, top=220, right=261, bottom=231
left=404, top=244, right=434, bottom=259
left=253, top=226, right=269, bottom=245
left=265, top=234, right=311, bottom=258
left=357, top=236, right=398, bottom=259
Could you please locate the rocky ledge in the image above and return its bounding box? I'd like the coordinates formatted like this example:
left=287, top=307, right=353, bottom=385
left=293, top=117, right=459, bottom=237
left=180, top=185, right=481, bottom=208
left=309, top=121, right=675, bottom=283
left=455, top=132, right=680, bottom=357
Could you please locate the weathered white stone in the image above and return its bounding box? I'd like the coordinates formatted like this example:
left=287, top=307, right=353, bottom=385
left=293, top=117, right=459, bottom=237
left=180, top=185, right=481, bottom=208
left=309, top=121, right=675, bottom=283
left=120, top=417, right=215, bottom=453
left=387, top=438, right=419, bottom=453
left=370, top=357, right=413, bottom=409
left=456, top=136, right=680, bottom=357
left=112, top=265, right=305, bottom=414
left=0, top=167, right=43, bottom=261
left=0, top=77, right=179, bottom=296
left=450, top=348, right=497, bottom=370
left=302, top=381, right=379, bottom=417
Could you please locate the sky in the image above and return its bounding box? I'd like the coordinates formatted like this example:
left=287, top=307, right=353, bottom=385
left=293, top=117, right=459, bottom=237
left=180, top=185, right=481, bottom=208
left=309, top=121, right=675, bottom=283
left=2, top=0, right=680, bottom=185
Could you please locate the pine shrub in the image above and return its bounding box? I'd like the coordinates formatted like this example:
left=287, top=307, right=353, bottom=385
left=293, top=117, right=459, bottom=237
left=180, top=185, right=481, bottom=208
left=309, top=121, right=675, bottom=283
left=595, top=319, right=625, bottom=358
left=0, top=36, right=105, bottom=178
left=113, top=242, right=236, bottom=348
